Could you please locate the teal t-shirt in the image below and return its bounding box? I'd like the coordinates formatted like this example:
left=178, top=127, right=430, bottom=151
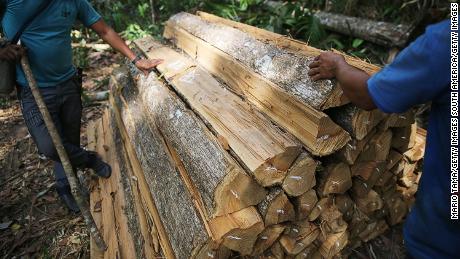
left=1, top=0, right=101, bottom=87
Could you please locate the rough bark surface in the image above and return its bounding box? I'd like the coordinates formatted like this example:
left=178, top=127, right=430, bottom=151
left=137, top=73, right=266, bottom=218
left=161, top=27, right=351, bottom=156
left=111, top=70, right=209, bottom=258
left=133, top=40, right=302, bottom=186
left=167, top=12, right=336, bottom=110
left=314, top=11, right=411, bottom=47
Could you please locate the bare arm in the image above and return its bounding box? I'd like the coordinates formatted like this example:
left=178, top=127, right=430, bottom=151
left=90, top=19, right=162, bottom=75
left=308, top=52, right=376, bottom=110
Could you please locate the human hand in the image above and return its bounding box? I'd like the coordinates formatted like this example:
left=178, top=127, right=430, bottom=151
left=308, top=52, right=346, bottom=81
left=0, top=44, right=26, bottom=62
left=135, top=58, right=164, bottom=76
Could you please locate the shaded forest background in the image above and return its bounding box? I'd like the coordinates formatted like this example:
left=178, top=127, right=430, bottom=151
left=73, top=0, right=450, bottom=69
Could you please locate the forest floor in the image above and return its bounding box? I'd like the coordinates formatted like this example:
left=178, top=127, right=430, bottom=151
left=0, top=48, right=121, bottom=258
left=0, top=48, right=406, bottom=259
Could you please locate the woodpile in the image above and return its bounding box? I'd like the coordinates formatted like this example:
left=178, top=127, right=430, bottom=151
left=88, top=12, right=426, bottom=258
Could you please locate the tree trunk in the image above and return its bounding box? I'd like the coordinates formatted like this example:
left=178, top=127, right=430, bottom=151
left=314, top=11, right=411, bottom=47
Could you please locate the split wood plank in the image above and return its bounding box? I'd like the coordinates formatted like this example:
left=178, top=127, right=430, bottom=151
left=87, top=121, right=104, bottom=259
left=162, top=25, right=351, bottom=156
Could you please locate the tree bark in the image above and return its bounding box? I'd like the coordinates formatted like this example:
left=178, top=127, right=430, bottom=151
left=136, top=72, right=266, bottom=218
left=110, top=69, right=209, bottom=258
left=314, top=11, right=411, bottom=47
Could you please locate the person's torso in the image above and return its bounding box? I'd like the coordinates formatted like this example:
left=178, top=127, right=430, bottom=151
left=1, top=0, right=80, bottom=87
left=405, top=85, right=460, bottom=257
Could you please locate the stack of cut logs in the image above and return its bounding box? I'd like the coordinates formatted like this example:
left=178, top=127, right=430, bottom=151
left=87, top=12, right=426, bottom=259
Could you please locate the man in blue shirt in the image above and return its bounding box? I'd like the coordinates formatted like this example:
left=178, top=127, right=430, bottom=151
left=308, top=20, right=458, bottom=258
left=0, top=0, right=163, bottom=212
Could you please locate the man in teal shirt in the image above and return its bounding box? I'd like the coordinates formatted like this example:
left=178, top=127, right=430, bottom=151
left=0, top=0, right=163, bottom=212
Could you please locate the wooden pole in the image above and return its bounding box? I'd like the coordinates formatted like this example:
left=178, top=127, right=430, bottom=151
left=20, top=54, right=107, bottom=251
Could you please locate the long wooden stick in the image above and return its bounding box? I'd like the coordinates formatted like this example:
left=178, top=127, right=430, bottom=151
left=20, top=54, right=107, bottom=251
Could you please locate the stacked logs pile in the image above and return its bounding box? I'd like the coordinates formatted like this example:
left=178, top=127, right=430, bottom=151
left=87, top=12, right=426, bottom=259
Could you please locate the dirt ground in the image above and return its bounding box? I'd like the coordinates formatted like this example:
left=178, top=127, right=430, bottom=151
left=0, top=49, right=120, bottom=259
left=0, top=48, right=407, bottom=259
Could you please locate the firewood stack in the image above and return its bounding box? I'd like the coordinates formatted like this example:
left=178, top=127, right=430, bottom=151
left=87, top=12, right=426, bottom=259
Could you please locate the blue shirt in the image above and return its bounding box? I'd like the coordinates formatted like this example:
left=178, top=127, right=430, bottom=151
left=368, top=20, right=459, bottom=258
left=1, top=0, right=101, bottom=87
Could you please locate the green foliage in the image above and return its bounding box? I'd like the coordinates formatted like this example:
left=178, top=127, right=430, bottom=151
left=80, top=0, right=440, bottom=65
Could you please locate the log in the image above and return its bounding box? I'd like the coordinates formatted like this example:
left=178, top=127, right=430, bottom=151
left=318, top=231, right=349, bottom=259
left=163, top=18, right=351, bottom=156
left=359, top=220, right=389, bottom=242
left=391, top=124, right=417, bottom=153
left=374, top=170, right=396, bottom=189
left=87, top=121, right=104, bottom=259
left=356, top=130, right=393, bottom=162
left=209, top=206, right=264, bottom=255
left=166, top=12, right=337, bottom=110
left=294, top=245, right=319, bottom=259
left=383, top=193, right=408, bottom=226
left=89, top=111, right=159, bottom=259
left=110, top=71, right=209, bottom=258
left=327, top=104, right=385, bottom=141
left=293, top=189, right=319, bottom=221
left=314, top=11, right=411, bottom=47
left=135, top=71, right=266, bottom=218
left=351, top=161, right=386, bottom=190
left=334, top=194, right=354, bottom=222
left=353, top=189, right=383, bottom=216
left=258, top=188, right=296, bottom=226
left=386, top=150, right=403, bottom=170
left=317, top=163, right=352, bottom=196
left=279, top=221, right=320, bottom=255
left=334, top=128, right=376, bottom=165
left=403, top=127, right=427, bottom=162
left=379, top=110, right=415, bottom=130
left=318, top=205, right=348, bottom=234
left=308, top=197, right=332, bottom=221
left=270, top=241, right=286, bottom=259
left=282, top=152, right=318, bottom=196
left=350, top=178, right=372, bottom=198
left=112, top=68, right=266, bottom=255
left=133, top=39, right=302, bottom=186
left=252, top=224, right=286, bottom=255
left=196, top=11, right=381, bottom=76
left=193, top=241, right=231, bottom=259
